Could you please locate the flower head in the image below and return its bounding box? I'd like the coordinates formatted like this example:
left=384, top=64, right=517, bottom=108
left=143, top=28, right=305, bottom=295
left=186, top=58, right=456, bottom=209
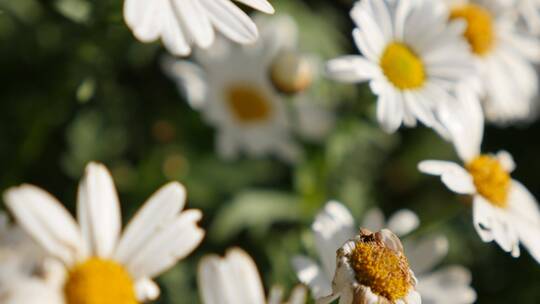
left=123, top=0, right=274, bottom=56
left=3, top=162, right=205, bottom=304
left=326, top=0, right=474, bottom=134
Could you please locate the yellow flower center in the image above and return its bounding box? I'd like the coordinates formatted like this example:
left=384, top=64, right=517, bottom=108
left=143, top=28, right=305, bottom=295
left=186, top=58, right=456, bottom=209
left=225, top=84, right=272, bottom=123
left=450, top=4, right=495, bottom=56
left=466, top=155, right=511, bottom=208
left=380, top=42, right=426, bottom=90
left=350, top=240, right=411, bottom=301
left=64, top=258, right=138, bottom=304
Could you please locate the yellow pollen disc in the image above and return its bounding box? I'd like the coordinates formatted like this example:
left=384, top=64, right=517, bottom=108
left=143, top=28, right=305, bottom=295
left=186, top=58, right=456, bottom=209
left=225, top=84, right=272, bottom=123
left=466, top=155, right=511, bottom=208
left=64, top=258, right=138, bottom=304
left=450, top=4, right=495, bottom=56
left=380, top=42, right=426, bottom=90
left=351, top=241, right=411, bottom=301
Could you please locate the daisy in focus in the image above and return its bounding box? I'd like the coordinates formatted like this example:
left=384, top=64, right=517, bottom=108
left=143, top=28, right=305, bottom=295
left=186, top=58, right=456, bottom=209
left=162, top=15, right=333, bottom=162
left=0, top=214, right=63, bottom=304
left=123, top=0, right=274, bottom=56
left=443, top=0, right=540, bottom=123
left=326, top=0, right=474, bottom=134
left=3, top=162, right=205, bottom=304
left=419, top=93, right=540, bottom=263
left=293, top=201, right=476, bottom=304
left=198, top=247, right=306, bottom=304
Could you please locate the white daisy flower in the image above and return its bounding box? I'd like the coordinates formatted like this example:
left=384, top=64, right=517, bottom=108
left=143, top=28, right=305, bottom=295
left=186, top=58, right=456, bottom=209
left=162, top=15, right=330, bottom=162
left=3, top=162, right=205, bottom=304
left=123, top=0, right=274, bottom=56
left=198, top=247, right=306, bottom=304
left=419, top=92, right=540, bottom=263
left=0, top=214, right=64, bottom=304
left=293, top=201, right=476, bottom=304
left=310, top=226, right=420, bottom=304
left=326, top=0, right=474, bottom=134
left=443, top=0, right=540, bottom=123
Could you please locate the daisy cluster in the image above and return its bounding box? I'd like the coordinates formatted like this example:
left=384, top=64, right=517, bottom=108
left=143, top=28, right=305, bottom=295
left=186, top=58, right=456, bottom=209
left=1, top=0, right=540, bottom=303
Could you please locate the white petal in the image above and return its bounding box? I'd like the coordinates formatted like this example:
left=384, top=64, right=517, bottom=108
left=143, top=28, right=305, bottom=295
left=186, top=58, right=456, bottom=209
left=496, top=150, right=516, bottom=173
left=418, top=161, right=475, bottom=194
left=312, top=201, right=356, bottom=277
left=200, top=0, right=258, bottom=44
left=291, top=256, right=332, bottom=299
left=287, top=285, right=308, bottom=304
left=172, top=0, right=214, bottom=48
left=472, top=196, right=496, bottom=243
left=125, top=209, right=204, bottom=279
left=198, top=248, right=266, bottom=304
left=114, top=182, right=186, bottom=263
left=404, top=234, right=449, bottom=275
left=377, top=88, right=404, bottom=133
left=160, top=2, right=191, bottom=56
left=387, top=209, right=420, bottom=237
left=234, top=0, right=274, bottom=14
left=417, top=266, right=476, bottom=304
left=361, top=208, right=385, bottom=232
left=135, top=278, right=160, bottom=302
left=77, top=162, right=121, bottom=258
left=123, top=0, right=162, bottom=42
left=3, top=185, right=83, bottom=265
left=325, top=55, right=378, bottom=83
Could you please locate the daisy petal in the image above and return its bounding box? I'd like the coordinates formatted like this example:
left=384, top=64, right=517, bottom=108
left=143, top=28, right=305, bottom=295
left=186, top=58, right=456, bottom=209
left=198, top=248, right=266, bottom=304
left=4, top=185, right=82, bottom=265
left=114, top=182, right=186, bottom=263
left=126, top=209, right=204, bottom=279
left=404, top=234, right=449, bottom=275
left=418, top=160, right=475, bottom=194
left=312, top=201, right=356, bottom=277
left=496, top=150, right=516, bottom=173
left=291, top=256, right=332, bottom=299
left=200, top=0, right=258, bottom=44
left=172, top=0, right=214, bottom=48
left=326, top=55, right=378, bottom=83
left=472, top=196, right=495, bottom=243
left=387, top=209, right=420, bottom=237
left=77, top=162, right=121, bottom=258
left=234, top=0, right=274, bottom=14
left=377, top=88, right=404, bottom=133
left=135, top=278, right=160, bottom=302
left=417, top=266, right=476, bottom=304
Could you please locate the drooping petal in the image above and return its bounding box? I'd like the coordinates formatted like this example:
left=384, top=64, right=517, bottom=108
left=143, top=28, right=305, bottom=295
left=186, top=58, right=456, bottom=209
left=4, top=185, right=83, bottom=265
left=77, top=162, right=121, bottom=258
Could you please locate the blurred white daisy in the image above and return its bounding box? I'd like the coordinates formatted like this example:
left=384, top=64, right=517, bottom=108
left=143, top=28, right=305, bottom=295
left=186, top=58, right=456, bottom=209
left=443, top=0, right=540, bottom=123
left=3, top=162, right=204, bottom=304
left=419, top=93, right=540, bottom=263
left=123, top=0, right=274, bottom=56
left=326, top=0, right=474, bottom=134
left=198, top=247, right=306, bottom=304
left=0, top=214, right=64, bottom=304
left=293, top=201, right=476, bottom=304
left=162, top=15, right=334, bottom=162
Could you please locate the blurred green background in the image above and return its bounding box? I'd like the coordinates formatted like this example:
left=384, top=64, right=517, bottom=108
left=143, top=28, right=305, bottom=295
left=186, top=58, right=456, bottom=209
left=1, top=0, right=540, bottom=302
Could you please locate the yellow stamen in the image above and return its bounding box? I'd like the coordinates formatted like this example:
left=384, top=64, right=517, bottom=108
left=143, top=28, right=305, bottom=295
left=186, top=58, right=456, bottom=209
left=225, top=85, right=272, bottom=123
left=466, top=155, right=510, bottom=208
left=351, top=240, right=411, bottom=301
left=380, top=42, right=426, bottom=90
left=450, top=4, right=495, bottom=56
left=64, top=258, right=138, bottom=304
